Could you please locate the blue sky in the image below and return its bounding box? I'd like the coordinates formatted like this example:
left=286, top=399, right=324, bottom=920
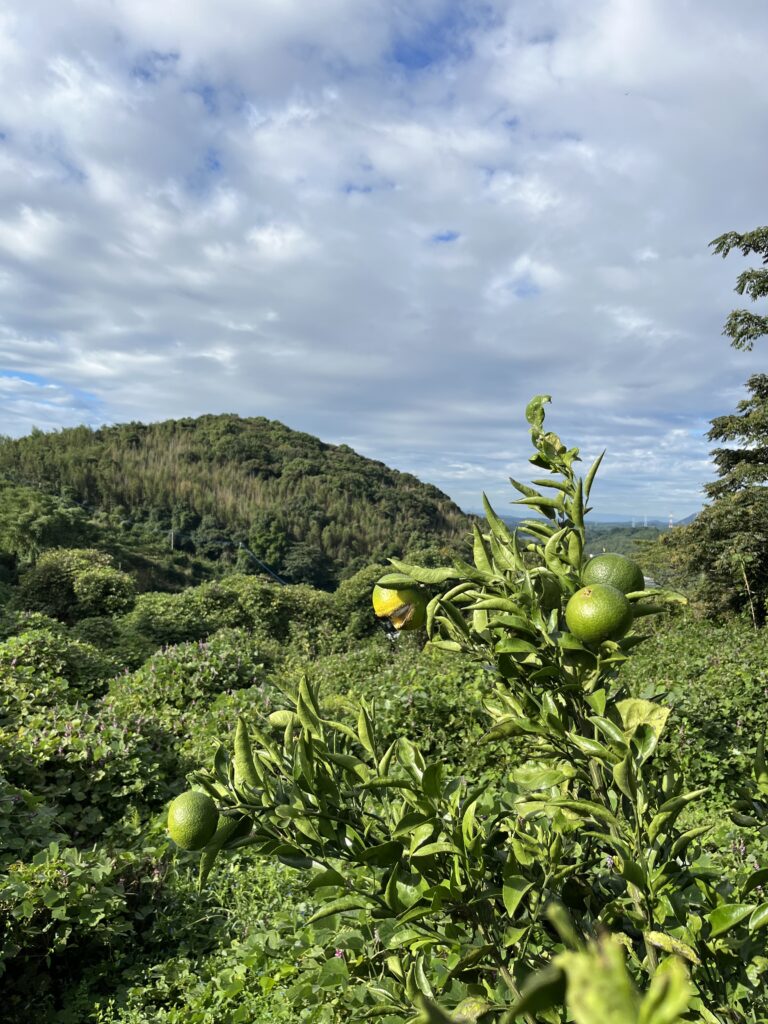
left=0, top=0, right=766, bottom=519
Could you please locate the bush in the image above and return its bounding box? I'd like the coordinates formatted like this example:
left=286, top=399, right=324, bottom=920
left=115, top=575, right=342, bottom=665
left=0, top=772, right=59, bottom=868
left=0, top=608, right=66, bottom=640
left=0, top=628, right=118, bottom=706
left=0, top=843, right=134, bottom=1012
left=14, top=549, right=135, bottom=624
left=73, top=566, right=136, bottom=618
left=620, top=615, right=768, bottom=801
left=107, top=628, right=269, bottom=712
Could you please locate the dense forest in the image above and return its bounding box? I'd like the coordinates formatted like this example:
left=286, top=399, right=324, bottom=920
left=0, top=415, right=471, bottom=588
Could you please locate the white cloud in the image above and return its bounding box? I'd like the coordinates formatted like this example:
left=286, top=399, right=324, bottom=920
left=0, top=0, right=766, bottom=517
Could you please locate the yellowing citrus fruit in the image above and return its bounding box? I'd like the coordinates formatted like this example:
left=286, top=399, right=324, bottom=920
left=582, top=553, right=644, bottom=595
left=452, top=996, right=493, bottom=1022
left=565, top=584, right=633, bottom=644
left=372, top=584, right=427, bottom=630
left=168, top=791, right=219, bottom=850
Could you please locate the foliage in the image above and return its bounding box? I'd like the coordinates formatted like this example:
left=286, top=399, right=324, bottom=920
left=0, top=842, right=133, bottom=975
left=645, top=229, right=768, bottom=622
left=621, top=616, right=768, bottom=805
left=14, top=548, right=136, bottom=624
left=0, top=480, right=92, bottom=563
left=710, top=226, right=768, bottom=351
left=184, top=396, right=765, bottom=1023
left=0, top=627, right=117, bottom=701
left=583, top=524, right=662, bottom=561
left=0, top=414, right=471, bottom=588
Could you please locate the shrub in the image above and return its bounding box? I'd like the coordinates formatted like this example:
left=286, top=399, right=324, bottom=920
left=0, top=628, right=117, bottom=706
left=14, top=549, right=135, bottom=624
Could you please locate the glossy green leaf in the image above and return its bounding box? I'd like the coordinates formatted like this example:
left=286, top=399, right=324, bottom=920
left=306, top=895, right=371, bottom=925
left=387, top=558, right=459, bottom=584
left=749, top=902, right=768, bottom=931
left=743, top=867, right=768, bottom=898
left=707, top=903, right=754, bottom=937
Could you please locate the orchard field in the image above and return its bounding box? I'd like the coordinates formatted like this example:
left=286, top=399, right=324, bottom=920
left=1, top=578, right=766, bottom=1023
left=1, top=393, right=767, bottom=1024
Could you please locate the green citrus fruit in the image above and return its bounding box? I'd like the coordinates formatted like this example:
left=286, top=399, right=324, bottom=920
left=582, top=553, right=644, bottom=595
left=372, top=584, right=427, bottom=630
left=565, top=584, right=633, bottom=644
left=168, top=791, right=219, bottom=850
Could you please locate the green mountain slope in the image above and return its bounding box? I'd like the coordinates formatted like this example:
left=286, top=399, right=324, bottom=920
left=0, top=414, right=471, bottom=586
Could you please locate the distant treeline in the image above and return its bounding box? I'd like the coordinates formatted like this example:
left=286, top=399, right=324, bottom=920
left=0, top=414, right=471, bottom=588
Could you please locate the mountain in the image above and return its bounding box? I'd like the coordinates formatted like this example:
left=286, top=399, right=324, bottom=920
left=0, top=415, right=471, bottom=588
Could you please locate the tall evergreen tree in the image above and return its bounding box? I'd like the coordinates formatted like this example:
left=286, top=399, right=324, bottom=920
left=654, top=228, right=768, bottom=622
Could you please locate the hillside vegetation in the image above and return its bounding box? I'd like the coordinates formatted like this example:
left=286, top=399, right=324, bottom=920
left=0, top=415, right=471, bottom=588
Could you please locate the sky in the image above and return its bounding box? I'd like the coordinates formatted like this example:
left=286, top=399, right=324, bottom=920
left=0, top=0, right=766, bottom=520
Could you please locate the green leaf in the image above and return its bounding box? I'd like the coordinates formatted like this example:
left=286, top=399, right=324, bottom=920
left=467, top=597, right=526, bottom=614
left=495, top=638, right=538, bottom=654
left=268, top=709, right=297, bottom=729
left=544, top=797, right=620, bottom=828
left=612, top=754, right=637, bottom=800
left=616, top=699, right=670, bottom=742
left=306, top=895, right=371, bottom=925
left=307, top=866, right=346, bottom=891
left=472, top=523, right=493, bottom=574
left=505, top=964, right=565, bottom=1021
left=570, top=735, right=615, bottom=761
left=481, top=493, right=515, bottom=545
left=583, top=451, right=605, bottom=502
left=618, top=857, right=647, bottom=890
left=749, top=902, right=768, bottom=931
left=357, top=704, right=376, bottom=756
left=502, top=871, right=532, bottom=918
left=421, top=763, right=443, bottom=800
left=632, top=723, right=660, bottom=764
left=707, top=903, right=754, bottom=937
left=644, top=931, right=699, bottom=965
left=743, top=867, right=768, bottom=898
left=525, top=394, right=551, bottom=429
left=377, top=572, right=421, bottom=588
left=413, top=996, right=455, bottom=1023
left=588, top=715, right=628, bottom=749
left=509, top=477, right=540, bottom=498
left=360, top=841, right=403, bottom=867
left=297, top=693, right=321, bottom=736
left=410, top=841, right=456, bottom=858
left=387, top=558, right=459, bottom=585
left=445, top=945, right=496, bottom=984
left=637, top=954, right=692, bottom=1024
left=669, top=825, right=712, bottom=859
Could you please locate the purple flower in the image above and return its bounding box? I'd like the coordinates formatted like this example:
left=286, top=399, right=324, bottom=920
left=334, top=948, right=345, bottom=959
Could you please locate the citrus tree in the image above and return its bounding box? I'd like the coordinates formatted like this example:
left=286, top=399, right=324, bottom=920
left=170, top=397, right=768, bottom=1023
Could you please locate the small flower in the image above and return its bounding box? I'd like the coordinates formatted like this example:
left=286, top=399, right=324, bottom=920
left=334, top=948, right=345, bottom=959
left=604, top=855, right=615, bottom=870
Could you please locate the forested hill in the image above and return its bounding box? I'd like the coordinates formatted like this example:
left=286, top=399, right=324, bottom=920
left=0, top=414, right=471, bottom=586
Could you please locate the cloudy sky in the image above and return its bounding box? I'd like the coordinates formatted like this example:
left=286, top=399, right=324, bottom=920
left=0, top=0, right=766, bottom=519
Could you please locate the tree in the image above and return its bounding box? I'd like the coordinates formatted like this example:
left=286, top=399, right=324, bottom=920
left=653, top=229, right=768, bottom=621
left=710, top=226, right=768, bottom=350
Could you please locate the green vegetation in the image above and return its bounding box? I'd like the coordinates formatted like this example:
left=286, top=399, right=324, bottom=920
left=642, top=226, right=768, bottom=623
left=0, top=413, right=471, bottom=589
left=165, top=397, right=766, bottom=1023
left=0, top=319, right=766, bottom=1019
